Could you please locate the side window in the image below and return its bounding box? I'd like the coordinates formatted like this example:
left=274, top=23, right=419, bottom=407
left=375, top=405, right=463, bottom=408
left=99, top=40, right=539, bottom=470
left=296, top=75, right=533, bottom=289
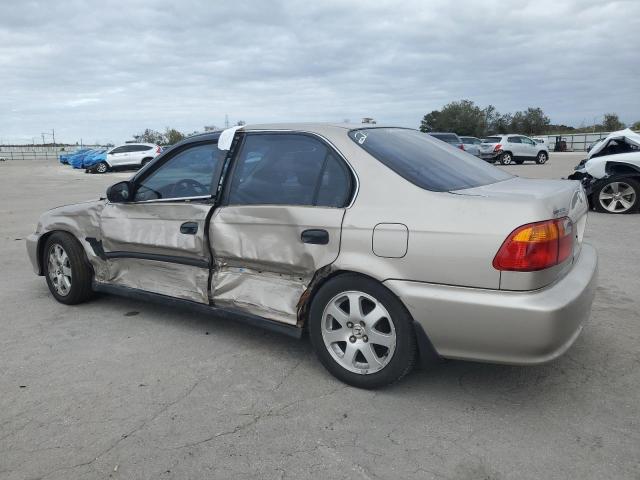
left=316, top=153, right=351, bottom=207
left=131, top=145, right=152, bottom=152
left=227, top=134, right=351, bottom=207
left=133, top=143, right=225, bottom=201
left=507, top=136, right=521, bottom=144
left=522, top=137, right=535, bottom=146
left=110, top=146, right=126, bottom=154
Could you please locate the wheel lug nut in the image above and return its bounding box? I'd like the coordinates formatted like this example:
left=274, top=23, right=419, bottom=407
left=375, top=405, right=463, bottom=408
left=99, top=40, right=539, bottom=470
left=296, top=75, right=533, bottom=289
left=349, top=336, right=356, bottom=343
left=363, top=336, right=368, bottom=342
left=346, top=322, right=353, bottom=328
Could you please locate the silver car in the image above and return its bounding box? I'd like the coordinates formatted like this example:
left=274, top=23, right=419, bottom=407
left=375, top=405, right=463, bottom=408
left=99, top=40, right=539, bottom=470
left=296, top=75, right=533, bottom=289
left=460, top=136, right=482, bottom=156
left=479, top=134, right=550, bottom=165
left=26, top=124, right=597, bottom=388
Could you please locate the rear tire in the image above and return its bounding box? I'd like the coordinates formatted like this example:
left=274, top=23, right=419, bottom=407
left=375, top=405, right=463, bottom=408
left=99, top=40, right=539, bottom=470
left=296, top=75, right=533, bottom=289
left=593, top=177, right=639, bottom=214
left=500, top=152, right=513, bottom=165
left=43, top=232, right=94, bottom=305
left=536, top=151, right=549, bottom=164
left=95, top=161, right=109, bottom=174
left=308, top=274, right=417, bottom=389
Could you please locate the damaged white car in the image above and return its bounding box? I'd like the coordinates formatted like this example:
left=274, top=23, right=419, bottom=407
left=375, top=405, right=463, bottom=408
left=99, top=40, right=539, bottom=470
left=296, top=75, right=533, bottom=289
left=27, top=124, right=598, bottom=388
left=569, top=128, right=640, bottom=214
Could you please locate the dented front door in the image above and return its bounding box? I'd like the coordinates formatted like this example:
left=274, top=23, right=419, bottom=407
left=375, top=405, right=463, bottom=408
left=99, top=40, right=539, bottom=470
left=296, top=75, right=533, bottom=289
left=208, top=132, right=354, bottom=325
left=98, top=141, right=226, bottom=303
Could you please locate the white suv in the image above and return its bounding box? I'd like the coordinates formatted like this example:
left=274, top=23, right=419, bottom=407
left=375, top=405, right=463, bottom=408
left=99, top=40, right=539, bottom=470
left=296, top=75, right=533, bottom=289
left=479, top=134, right=549, bottom=165
left=96, top=143, right=161, bottom=173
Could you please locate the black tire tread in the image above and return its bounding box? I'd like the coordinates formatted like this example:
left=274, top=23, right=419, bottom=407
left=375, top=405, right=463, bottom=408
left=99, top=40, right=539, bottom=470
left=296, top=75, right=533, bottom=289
left=593, top=176, right=640, bottom=214
left=43, top=232, right=94, bottom=304
left=308, top=273, right=417, bottom=389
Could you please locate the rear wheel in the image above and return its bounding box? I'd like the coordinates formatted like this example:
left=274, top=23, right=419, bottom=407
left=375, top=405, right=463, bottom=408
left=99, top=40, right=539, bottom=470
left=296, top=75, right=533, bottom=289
left=500, top=152, right=513, bottom=165
left=43, top=232, right=94, bottom=304
left=593, top=177, right=639, bottom=214
left=308, top=274, right=417, bottom=389
left=536, top=151, right=548, bottom=164
left=95, top=161, right=109, bottom=174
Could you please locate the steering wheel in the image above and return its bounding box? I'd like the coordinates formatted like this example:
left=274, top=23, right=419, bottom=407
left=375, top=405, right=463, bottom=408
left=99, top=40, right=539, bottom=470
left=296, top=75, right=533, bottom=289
left=170, top=178, right=208, bottom=198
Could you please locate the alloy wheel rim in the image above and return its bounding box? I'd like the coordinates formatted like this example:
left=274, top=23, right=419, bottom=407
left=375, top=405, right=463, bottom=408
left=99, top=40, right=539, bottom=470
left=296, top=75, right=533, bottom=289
left=599, top=182, right=636, bottom=213
left=321, top=291, right=396, bottom=375
left=538, top=153, right=547, bottom=163
left=502, top=154, right=512, bottom=164
left=47, top=244, right=72, bottom=296
left=97, top=163, right=107, bottom=172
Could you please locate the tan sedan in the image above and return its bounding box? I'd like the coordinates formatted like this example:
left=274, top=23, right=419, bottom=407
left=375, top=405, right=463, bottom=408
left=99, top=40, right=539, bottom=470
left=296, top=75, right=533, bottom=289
left=27, top=124, right=597, bottom=388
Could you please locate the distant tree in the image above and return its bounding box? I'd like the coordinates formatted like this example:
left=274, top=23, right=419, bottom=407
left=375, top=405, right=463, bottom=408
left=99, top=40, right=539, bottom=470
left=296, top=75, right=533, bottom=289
left=134, top=128, right=164, bottom=144
left=419, top=100, right=486, bottom=136
left=236, top=120, right=246, bottom=126
left=163, top=128, right=185, bottom=145
left=631, top=120, right=640, bottom=131
left=602, top=113, right=625, bottom=131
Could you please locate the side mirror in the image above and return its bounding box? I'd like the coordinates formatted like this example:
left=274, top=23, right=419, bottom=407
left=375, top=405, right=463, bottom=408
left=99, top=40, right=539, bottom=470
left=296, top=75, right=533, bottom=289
left=106, top=181, right=133, bottom=203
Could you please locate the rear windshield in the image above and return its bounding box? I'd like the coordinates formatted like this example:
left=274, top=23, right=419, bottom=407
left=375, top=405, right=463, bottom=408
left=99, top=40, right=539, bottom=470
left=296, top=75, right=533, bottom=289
left=483, top=137, right=502, bottom=143
left=349, top=128, right=512, bottom=192
left=429, top=133, right=459, bottom=143
left=460, top=137, right=475, bottom=144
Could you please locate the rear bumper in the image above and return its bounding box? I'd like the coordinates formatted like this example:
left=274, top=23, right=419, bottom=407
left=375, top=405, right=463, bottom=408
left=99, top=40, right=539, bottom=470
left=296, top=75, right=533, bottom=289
left=384, top=244, right=598, bottom=365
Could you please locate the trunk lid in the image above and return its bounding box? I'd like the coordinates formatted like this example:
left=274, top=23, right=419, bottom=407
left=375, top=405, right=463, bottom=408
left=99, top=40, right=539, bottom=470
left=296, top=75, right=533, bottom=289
left=452, top=177, right=589, bottom=290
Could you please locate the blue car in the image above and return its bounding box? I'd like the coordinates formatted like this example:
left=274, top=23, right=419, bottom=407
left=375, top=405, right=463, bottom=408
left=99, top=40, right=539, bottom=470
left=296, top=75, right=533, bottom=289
left=59, top=148, right=90, bottom=165
left=70, top=149, right=106, bottom=169
left=81, top=149, right=107, bottom=169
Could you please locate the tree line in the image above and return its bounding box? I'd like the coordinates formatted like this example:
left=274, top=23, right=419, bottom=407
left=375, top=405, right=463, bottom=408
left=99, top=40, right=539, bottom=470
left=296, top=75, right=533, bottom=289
left=419, top=100, right=639, bottom=137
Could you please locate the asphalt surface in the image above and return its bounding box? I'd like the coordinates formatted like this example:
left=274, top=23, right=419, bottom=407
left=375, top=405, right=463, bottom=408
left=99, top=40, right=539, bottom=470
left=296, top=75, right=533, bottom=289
left=1, top=154, right=639, bottom=480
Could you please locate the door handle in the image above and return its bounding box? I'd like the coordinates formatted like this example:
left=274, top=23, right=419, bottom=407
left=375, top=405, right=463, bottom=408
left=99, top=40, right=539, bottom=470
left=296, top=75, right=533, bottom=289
left=301, top=229, right=329, bottom=245
left=180, top=222, right=199, bottom=235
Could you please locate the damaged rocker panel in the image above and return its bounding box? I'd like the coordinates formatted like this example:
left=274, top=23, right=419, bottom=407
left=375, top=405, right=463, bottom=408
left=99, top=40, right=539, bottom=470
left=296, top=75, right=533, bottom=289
left=92, top=282, right=303, bottom=338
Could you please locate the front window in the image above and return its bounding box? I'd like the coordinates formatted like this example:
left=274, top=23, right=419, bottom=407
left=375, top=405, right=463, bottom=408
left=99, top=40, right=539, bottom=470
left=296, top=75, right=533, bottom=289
left=349, top=128, right=512, bottom=192
left=133, top=143, right=225, bottom=201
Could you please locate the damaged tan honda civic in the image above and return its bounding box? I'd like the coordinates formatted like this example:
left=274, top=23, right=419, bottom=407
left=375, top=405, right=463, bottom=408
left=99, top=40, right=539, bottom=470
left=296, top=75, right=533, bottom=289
left=27, top=124, right=598, bottom=388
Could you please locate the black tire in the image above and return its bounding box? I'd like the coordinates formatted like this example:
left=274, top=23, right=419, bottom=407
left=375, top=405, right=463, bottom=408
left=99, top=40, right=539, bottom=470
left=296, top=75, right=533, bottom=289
left=95, top=161, right=109, bottom=174
left=308, top=274, right=417, bottom=389
left=500, top=152, right=514, bottom=165
left=593, top=176, right=640, bottom=214
left=43, top=232, right=94, bottom=305
left=536, top=151, right=548, bottom=164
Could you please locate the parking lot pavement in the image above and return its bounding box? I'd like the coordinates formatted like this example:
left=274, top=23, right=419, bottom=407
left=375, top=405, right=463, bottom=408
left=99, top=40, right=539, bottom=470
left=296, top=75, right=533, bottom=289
left=1, top=156, right=639, bottom=480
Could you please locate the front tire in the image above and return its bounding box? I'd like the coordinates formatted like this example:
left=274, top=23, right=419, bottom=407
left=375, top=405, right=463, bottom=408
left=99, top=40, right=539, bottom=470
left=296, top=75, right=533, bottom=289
left=536, top=151, right=548, bottom=164
left=43, top=232, right=94, bottom=304
left=500, top=152, right=513, bottom=165
left=593, top=177, right=639, bottom=214
left=95, top=161, right=109, bottom=174
left=308, top=274, right=417, bottom=389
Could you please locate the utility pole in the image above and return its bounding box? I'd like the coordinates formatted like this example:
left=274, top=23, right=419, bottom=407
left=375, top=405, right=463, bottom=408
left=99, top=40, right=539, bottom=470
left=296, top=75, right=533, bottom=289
left=225, top=114, right=229, bottom=128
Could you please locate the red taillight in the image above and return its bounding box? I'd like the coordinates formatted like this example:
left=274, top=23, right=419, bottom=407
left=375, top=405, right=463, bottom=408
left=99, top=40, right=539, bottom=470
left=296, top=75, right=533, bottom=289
left=493, top=143, right=502, bottom=152
left=156, top=146, right=161, bottom=154
left=459, top=144, right=465, bottom=150
left=493, top=217, right=574, bottom=271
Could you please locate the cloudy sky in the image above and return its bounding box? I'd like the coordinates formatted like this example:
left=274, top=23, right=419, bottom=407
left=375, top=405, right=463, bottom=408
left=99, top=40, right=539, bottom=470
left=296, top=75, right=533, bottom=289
left=1, top=0, right=639, bottom=144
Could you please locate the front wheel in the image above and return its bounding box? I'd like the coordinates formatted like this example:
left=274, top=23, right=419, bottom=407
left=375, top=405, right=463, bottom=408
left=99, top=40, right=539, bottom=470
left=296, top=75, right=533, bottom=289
left=593, top=177, right=639, bottom=214
left=43, top=232, right=94, bottom=304
left=500, top=152, right=513, bottom=165
left=536, top=151, right=548, bottom=164
left=95, top=161, right=109, bottom=174
left=308, top=274, right=417, bottom=389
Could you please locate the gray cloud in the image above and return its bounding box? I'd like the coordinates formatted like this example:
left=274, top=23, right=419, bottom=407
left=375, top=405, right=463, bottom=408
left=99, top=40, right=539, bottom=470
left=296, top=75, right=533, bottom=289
left=1, top=0, right=639, bottom=143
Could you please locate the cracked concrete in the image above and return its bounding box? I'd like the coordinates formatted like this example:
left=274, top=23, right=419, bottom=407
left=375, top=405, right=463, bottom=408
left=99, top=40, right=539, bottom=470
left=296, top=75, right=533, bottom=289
left=1, top=155, right=639, bottom=479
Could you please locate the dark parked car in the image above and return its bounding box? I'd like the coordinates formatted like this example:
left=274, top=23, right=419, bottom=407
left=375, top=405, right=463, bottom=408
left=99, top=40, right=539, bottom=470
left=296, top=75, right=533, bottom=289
left=428, top=132, right=465, bottom=150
